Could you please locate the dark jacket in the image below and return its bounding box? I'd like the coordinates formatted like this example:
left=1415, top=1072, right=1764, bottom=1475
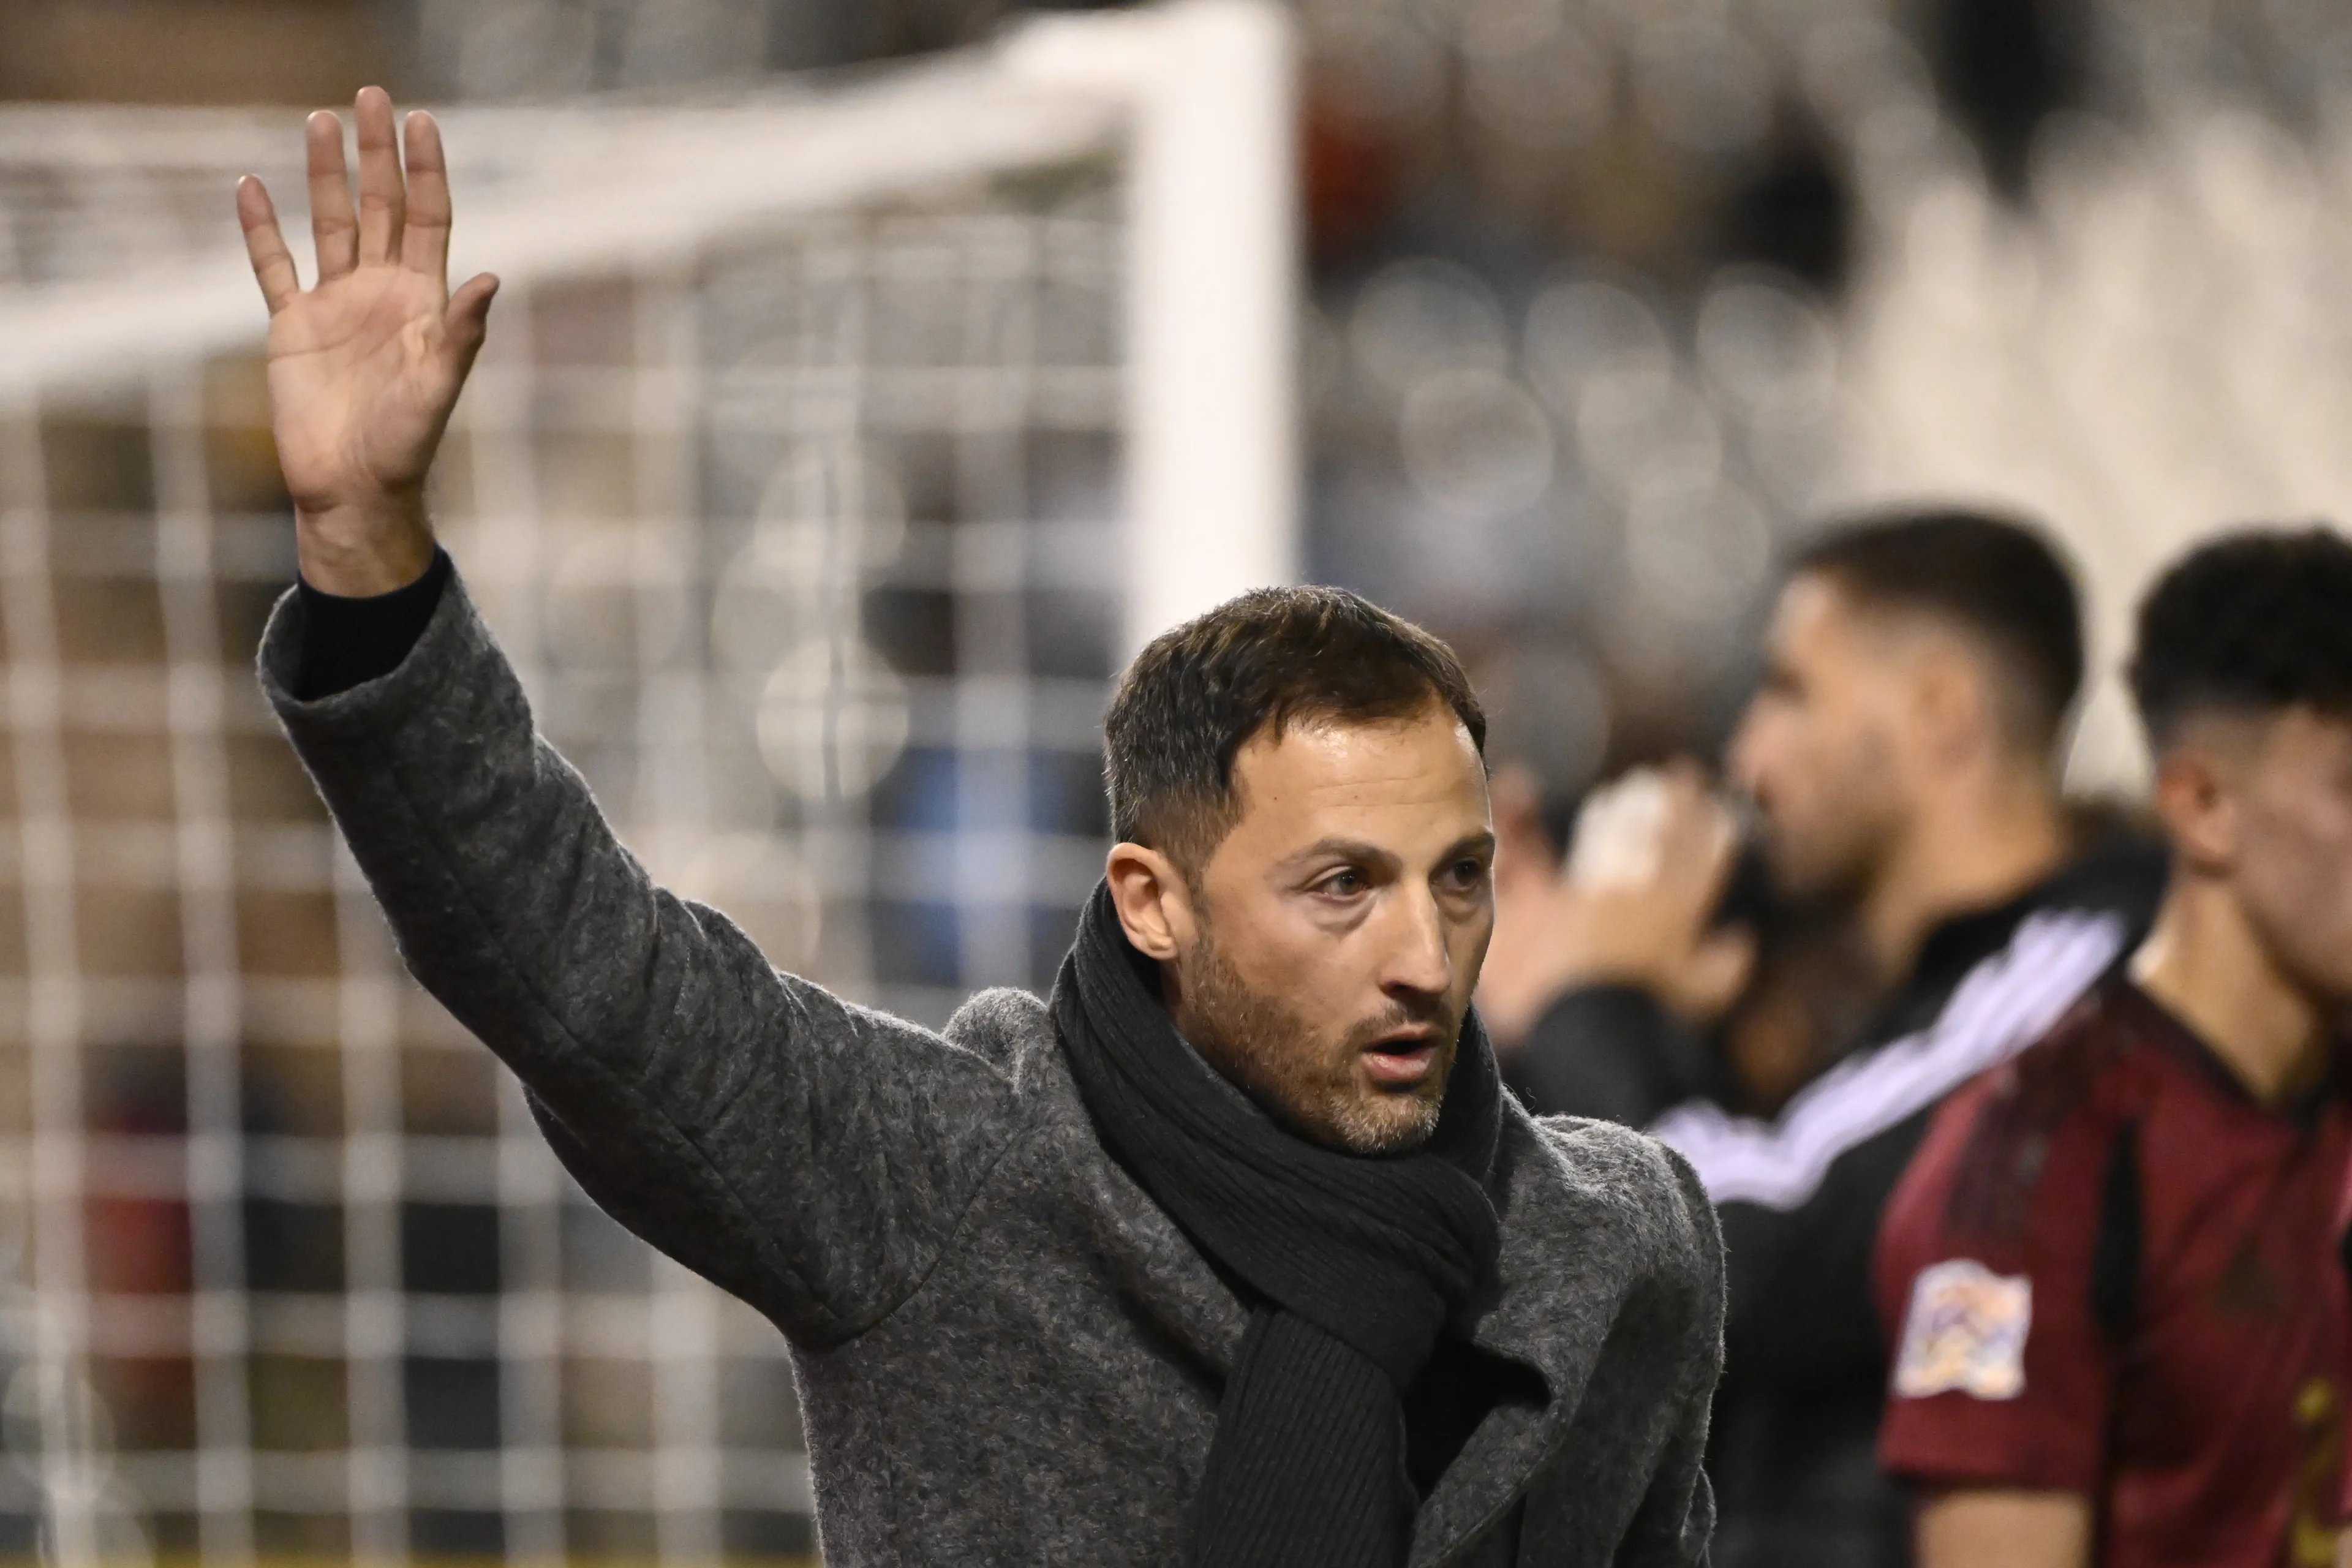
left=261, top=567, right=1727, bottom=1567
left=1509, top=843, right=2167, bottom=1568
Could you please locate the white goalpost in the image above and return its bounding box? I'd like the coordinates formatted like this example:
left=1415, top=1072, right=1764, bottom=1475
left=0, top=4, right=1295, bottom=1562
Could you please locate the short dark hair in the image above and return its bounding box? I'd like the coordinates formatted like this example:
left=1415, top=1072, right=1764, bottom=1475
left=1104, top=586, right=1487, bottom=868
left=2127, top=525, right=2352, bottom=748
left=1793, top=507, right=2084, bottom=752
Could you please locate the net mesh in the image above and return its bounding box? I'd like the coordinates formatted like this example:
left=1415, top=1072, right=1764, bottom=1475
left=0, top=80, right=1129, bottom=1567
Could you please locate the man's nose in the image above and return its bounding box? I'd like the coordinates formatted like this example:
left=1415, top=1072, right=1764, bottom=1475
left=1381, top=887, right=1453, bottom=1000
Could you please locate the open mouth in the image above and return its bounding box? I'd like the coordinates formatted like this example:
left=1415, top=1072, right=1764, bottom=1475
left=1361, top=1033, right=1441, bottom=1087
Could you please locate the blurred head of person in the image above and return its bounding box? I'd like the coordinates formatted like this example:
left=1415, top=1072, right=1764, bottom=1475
left=1102, top=589, right=1495, bottom=1155
left=2130, top=527, right=2352, bottom=1009
left=1728, top=508, right=2083, bottom=909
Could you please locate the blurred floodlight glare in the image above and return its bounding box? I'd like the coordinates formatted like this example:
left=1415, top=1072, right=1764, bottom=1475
left=753, top=443, right=909, bottom=570
left=1623, top=477, right=1771, bottom=627
left=1630, top=21, right=1772, bottom=156
left=1481, top=641, right=1615, bottom=793
left=1524, top=279, right=1673, bottom=420
left=1308, top=7, right=1447, bottom=124
left=1463, top=20, right=1611, bottom=151
left=711, top=532, right=815, bottom=674
left=1398, top=369, right=1557, bottom=515
left=1694, top=274, right=1838, bottom=414
left=756, top=638, right=913, bottom=804
left=1745, top=393, right=1840, bottom=514
left=1349, top=258, right=1512, bottom=396
left=1798, top=15, right=1932, bottom=126
left=2185, top=111, right=2316, bottom=254
left=1577, top=377, right=1724, bottom=499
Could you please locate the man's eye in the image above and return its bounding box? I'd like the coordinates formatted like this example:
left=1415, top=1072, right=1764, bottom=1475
left=1319, top=870, right=1366, bottom=897
left=1446, top=859, right=1490, bottom=889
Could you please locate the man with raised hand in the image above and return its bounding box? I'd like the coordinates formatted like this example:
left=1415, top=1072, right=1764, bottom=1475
left=1877, top=528, right=2352, bottom=1568
left=235, top=91, right=1722, bottom=1567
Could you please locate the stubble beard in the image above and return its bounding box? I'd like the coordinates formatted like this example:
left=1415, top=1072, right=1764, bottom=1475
left=1178, top=927, right=1457, bottom=1155
left=1768, top=737, right=1903, bottom=906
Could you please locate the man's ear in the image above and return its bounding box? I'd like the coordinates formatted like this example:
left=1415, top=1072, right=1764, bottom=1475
left=2150, top=743, right=2238, bottom=878
left=1909, top=636, right=1992, bottom=767
left=1106, top=842, right=1195, bottom=961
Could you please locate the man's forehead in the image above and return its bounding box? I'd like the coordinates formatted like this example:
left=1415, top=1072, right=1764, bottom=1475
left=1776, top=572, right=1948, bottom=669
left=1765, top=573, right=1847, bottom=665
left=1229, top=709, right=1487, bottom=815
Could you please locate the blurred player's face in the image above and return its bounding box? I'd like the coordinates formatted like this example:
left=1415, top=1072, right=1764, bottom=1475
left=2190, top=708, right=2352, bottom=1006
left=1727, top=574, right=1911, bottom=900
left=1171, top=707, right=1495, bottom=1153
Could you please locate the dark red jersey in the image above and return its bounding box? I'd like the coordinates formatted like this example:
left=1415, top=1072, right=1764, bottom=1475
left=1876, top=974, right=2352, bottom=1568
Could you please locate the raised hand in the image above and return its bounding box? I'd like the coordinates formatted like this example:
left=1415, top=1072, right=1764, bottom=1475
left=235, top=87, right=497, bottom=595
left=1476, top=762, right=1755, bottom=1044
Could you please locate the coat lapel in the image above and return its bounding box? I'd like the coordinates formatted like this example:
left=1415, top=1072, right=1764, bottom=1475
left=1409, top=1110, right=1644, bottom=1564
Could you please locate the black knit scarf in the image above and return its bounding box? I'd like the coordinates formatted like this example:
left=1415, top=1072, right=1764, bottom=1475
left=1050, top=882, right=1504, bottom=1567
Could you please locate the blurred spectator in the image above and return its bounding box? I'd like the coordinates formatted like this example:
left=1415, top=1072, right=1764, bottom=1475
left=1483, top=508, right=2168, bottom=1567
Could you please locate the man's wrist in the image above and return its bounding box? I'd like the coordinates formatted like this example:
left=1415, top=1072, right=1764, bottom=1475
left=295, top=490, right=437, bottom=597
left=292, top=545, right=452, bottom=701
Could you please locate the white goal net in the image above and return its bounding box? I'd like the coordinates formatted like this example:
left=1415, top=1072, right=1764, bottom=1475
left=0, top=4, right=1294, bottom=1562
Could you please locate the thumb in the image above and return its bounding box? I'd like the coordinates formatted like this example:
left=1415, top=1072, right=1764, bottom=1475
left=443, top=272, right=500, bottom=370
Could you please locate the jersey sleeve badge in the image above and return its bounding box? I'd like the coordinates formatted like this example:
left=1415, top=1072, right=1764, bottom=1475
left=1892, top=1258, right=2034, bottom=1401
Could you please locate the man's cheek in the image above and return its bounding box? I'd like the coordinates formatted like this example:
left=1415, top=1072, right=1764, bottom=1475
left=2280, top=853, right=2352, bottom=981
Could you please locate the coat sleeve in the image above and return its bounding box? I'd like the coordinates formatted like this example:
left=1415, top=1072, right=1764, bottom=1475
left=260, top=565, right=1019, bottom=1349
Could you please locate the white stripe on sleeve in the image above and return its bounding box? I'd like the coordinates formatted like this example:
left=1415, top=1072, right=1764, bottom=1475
left=1649, top=910, right=2127, bottom=1211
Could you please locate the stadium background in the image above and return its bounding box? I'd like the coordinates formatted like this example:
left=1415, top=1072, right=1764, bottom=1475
left=2, top=0, right=2350, bottom=1561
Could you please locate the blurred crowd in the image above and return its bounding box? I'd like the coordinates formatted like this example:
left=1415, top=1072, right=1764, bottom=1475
left=10, top=0, right=2352, bottom=803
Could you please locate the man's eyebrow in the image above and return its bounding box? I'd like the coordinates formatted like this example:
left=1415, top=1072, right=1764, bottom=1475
left=1278, top=832, right=1496, bottom=872
left=1280, top=837, right=1400, bottom=870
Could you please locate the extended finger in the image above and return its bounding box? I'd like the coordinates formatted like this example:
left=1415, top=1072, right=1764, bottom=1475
left=353, top=86, right=405, bottom=266
left=236, top=177, right=301, bottom=315
left=305, top=110, right=357, bottom=281
left=400, top=110, right=453, bottom=284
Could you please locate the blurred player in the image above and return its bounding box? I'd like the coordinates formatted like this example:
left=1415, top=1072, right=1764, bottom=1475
left=1481, top=510, right=2168, bottom=1567
left=1877, top=527, right=2352, bottom=1567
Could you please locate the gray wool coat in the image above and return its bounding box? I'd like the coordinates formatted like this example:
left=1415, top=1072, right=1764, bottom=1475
left=260, top=568, right=1725, bottom=1567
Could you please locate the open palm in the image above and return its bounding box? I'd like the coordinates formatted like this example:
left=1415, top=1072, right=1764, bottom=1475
left=236, top=88, right=497, bottom=594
